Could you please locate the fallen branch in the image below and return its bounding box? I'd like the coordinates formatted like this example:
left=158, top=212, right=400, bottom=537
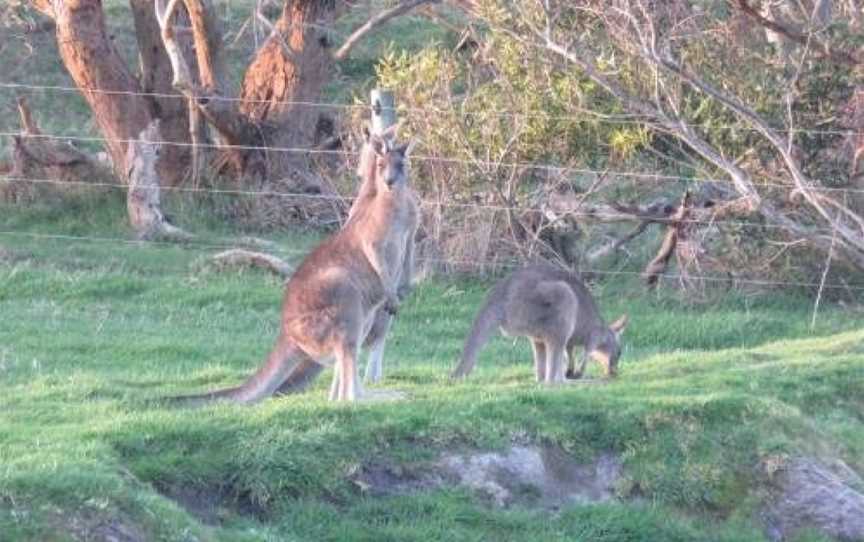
left=210, top=249, right=292, bottom=277
left=5, top=96, right=113, bottom=193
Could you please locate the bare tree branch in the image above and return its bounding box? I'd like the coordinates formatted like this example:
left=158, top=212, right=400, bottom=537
left=732, top=0, right=859, bottom=66
left=334, top=0, right=439, bottom=60
left=487, top=1, right=864, bottom=270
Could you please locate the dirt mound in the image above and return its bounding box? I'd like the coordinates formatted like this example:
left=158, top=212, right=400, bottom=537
left=59, top=513, right=146, bottom=542
left=351, top=444, right=622, bottom=510
left=762, top=457, right=864, bottom=541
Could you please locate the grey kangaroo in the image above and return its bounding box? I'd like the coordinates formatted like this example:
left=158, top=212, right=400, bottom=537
left=264, top=126, right=418, bottom=396
left=171, top=132, right=418, bottom=403
left=451, top=263, right=627, bottom=383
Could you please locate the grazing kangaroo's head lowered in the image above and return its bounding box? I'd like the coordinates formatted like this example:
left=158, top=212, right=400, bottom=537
left=581, top=314, right=628, bottom=378
left=452, top=263, right=628, bottom=384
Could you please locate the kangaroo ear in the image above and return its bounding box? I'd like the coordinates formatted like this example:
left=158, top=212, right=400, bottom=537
left=393, top=142, right=411, bottom=156
left=609, top=314, right=628, bottom=338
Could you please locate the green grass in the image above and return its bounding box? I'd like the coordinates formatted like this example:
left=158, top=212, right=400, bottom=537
left=1, top=7, right=862, bottom=539
left=1, top=198, right=863, bottom=541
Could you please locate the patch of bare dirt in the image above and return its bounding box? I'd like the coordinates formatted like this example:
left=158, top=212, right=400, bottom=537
left=350, top=444, right=623, bottom=510
left=61, top=514, right=146, bottom=542
left=762, top=457, right=864, bottom=541
left=153, top=482, right=267, bottom=526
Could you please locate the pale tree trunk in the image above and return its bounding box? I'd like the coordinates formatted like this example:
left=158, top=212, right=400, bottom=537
left=129, top=0, right=193, bottom=186
left=26, top=0, right=187, bottom=238
left=126, top=121, right=191, bottom=240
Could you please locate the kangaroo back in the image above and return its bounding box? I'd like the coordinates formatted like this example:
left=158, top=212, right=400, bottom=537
left=451, top=283, right=507, bottom=378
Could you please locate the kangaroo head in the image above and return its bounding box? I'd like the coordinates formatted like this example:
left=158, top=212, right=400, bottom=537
left=370, top=134, right=410, bottom=189
left=588, top=314, right=628, bottom=377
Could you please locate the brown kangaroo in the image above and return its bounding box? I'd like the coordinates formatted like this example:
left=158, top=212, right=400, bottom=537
left=451, top=263, right=627, bottom=383
left=265, top=127, right=417, bottom=396
left=172, top=133, right=418, bottom=403
left=350, top=125, right=415, bottom=384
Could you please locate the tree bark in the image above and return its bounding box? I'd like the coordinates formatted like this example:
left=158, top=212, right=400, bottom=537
left=49, top=0, right=154, bottom=177
left=126, top=121, right=191, bottom=241
left=129, top=0, right=192, bottom=186
left=239, top=0, right=339, bottom=179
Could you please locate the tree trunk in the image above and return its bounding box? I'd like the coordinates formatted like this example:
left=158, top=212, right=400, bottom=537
left=844, top=87, right=864, bottom=214
left=126, top=121, right=191, bottom=241
left=129, top=0, right=192, bottom=186
left=239, top=0, right=338, bottom=180
left=51, top=0, right=153, bottom=177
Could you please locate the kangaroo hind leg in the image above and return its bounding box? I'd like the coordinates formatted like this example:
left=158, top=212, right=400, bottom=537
left=544, top=341, right=567, bottom=385
left=333, top=337, right=363, bottom=401
left=363, top=309, right=392, bottom=384
left=531, top=339, right=547, bottom=382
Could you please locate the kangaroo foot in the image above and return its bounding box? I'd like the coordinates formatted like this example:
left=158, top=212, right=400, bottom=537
left=565, top=368, right=582, bottom=379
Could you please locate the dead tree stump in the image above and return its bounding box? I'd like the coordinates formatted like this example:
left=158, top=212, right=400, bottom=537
left=126, top=121, right=192, bottom=241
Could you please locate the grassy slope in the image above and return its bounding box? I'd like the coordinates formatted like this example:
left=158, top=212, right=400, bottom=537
left=1, top=3, right=863, bottom=541
left=1, top=198, right=863, bottom=541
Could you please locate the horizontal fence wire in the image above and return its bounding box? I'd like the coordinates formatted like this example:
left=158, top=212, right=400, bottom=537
left=3, top=131, right=863, bottom=197
left=2, top=230, right=862, bottom=292
left=0, top=175, right=847, bottom=233
left=2, top=81, right=862, bottom=137
left=2, top=82, right=862, bottom=292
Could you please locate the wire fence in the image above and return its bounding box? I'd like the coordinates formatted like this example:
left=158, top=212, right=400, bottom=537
left=2, top=81, right=862, bottom=137
left=1, top=82, right=863, bottom=293
left=2, top=230, right=863, bottom=292
left=0, top=175, right=845, bottom=233
left=4, top=129, right=863, bottom=196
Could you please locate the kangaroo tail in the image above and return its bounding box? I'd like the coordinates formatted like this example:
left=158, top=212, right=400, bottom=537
left=168, top=335, right=306, bottom=406
left=451, top=293, right=504, bottom=379
left=273, top=357, right=325, bottom=396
